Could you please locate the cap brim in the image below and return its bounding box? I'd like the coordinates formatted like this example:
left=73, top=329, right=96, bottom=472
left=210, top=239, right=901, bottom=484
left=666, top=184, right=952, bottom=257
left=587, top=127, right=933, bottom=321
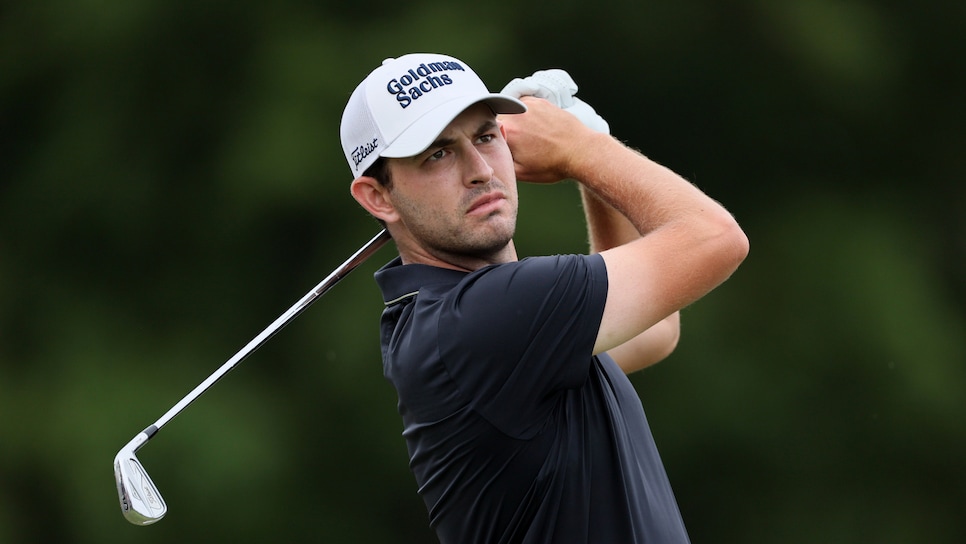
left=380, top=94, right=526, bottom=159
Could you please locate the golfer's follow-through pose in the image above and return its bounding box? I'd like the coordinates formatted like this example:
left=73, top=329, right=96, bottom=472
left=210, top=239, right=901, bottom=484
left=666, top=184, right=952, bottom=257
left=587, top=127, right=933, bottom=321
left=340, top=53, right=749, bottom=543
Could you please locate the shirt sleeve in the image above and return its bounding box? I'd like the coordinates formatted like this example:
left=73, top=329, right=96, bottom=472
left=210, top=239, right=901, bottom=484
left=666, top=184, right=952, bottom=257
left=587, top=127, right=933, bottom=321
left=436, top=253, right=609, bottom=438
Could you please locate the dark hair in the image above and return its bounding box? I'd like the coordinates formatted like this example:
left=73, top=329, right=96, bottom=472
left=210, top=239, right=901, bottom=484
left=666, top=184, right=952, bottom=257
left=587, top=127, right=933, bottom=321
left=363, top=157, right=392, bottom=189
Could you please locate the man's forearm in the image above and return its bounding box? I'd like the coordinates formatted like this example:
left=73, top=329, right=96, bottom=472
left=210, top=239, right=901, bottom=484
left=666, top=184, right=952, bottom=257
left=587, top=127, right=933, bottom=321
left=569, top=132, right=731, bottom=239
left=580, top=184, right=639, bottom=254
left=580, top=166, right=685, bottom=374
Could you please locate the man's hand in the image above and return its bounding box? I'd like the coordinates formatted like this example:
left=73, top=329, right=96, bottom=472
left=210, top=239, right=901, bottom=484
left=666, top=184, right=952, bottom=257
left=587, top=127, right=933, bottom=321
left=499, top=68, right=613, bottom=183
left=499, top=96, right=609, bottom=184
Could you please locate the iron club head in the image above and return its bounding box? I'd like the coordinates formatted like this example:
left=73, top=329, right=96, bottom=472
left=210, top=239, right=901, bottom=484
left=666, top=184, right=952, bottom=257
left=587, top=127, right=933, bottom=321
left=114, top=429, right=166, bottom=525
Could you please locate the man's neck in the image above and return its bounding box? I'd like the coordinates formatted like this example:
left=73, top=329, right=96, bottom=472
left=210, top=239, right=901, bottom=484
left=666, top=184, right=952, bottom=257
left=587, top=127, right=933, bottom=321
left=398, top=241, right=518, bottom=272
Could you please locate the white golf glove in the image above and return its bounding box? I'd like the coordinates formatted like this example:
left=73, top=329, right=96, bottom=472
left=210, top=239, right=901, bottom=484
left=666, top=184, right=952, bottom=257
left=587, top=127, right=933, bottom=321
left=501, top=69, right=610, bottom=134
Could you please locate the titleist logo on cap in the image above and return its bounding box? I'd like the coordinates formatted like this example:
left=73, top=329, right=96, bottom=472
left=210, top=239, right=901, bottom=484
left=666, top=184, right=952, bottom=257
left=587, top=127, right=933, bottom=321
left=351, top=138, right=379, bottom=170
left=385, top=61, right=467, bottom=109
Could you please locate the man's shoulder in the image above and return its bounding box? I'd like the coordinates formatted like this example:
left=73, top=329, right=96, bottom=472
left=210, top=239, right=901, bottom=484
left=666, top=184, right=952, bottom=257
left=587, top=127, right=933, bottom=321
left=446, top=254, right=606, bottom=302
left=473, top=254, right=605, bottom=282
left=376, top=254, right=605, bottom=303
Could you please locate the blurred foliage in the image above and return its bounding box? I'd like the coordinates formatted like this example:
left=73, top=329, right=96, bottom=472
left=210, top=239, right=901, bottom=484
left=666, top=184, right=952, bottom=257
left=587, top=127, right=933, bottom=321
left=2, top=0, right=964, bottom=542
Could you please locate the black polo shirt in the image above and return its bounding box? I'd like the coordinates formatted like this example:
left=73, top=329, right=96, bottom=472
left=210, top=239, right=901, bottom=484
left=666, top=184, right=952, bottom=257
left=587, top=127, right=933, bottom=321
left=374, top=254, right=689, bottom=544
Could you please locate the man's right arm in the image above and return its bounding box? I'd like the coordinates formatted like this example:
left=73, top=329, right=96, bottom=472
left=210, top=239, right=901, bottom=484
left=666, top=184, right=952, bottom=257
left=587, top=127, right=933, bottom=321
left=502, top=97, right=749, bottom=356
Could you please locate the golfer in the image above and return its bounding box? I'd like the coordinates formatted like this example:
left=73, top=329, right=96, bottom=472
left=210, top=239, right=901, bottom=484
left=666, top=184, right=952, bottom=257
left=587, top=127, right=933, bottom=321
left=341, top=53, right=748, bottom=543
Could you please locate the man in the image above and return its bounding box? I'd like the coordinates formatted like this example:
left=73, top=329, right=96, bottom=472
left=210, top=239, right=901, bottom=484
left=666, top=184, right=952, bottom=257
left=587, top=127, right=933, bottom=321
left=340, top=53, right=748, bottom=543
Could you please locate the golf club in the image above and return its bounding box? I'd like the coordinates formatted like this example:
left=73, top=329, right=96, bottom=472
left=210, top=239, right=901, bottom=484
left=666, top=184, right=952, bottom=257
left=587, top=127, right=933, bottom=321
left=114, top=229, right=391, bottom=525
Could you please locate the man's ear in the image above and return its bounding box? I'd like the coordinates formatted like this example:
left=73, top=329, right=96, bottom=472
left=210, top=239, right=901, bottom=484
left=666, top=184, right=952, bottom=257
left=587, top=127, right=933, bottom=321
left=350, top=176, right=398, bottom=223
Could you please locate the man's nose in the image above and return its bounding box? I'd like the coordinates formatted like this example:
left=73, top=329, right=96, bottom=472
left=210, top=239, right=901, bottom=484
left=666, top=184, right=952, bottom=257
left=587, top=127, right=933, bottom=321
left=464, top=147, right=494, bottom=186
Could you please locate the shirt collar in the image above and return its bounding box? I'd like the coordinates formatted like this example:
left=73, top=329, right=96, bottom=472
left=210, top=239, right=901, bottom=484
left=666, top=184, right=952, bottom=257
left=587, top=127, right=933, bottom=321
left=374, top=257, right=469, bottom=306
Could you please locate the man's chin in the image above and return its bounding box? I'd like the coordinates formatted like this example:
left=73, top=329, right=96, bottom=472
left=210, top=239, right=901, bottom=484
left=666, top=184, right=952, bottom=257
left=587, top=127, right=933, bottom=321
left=445, top=226, right=516, bottom=260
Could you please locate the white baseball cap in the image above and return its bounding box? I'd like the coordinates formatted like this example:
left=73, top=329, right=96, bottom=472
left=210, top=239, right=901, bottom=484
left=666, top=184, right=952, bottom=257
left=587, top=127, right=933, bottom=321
left=340, top=53, right=527, bottom=176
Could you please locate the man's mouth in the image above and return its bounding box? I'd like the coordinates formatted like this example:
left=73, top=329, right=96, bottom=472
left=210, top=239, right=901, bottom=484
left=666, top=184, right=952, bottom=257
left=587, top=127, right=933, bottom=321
left=466, top=192, right=507, bottom=216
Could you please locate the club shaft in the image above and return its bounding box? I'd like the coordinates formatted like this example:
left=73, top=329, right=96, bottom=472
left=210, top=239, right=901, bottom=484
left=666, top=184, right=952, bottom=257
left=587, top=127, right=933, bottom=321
left=139, top=229, right=391, bottom=448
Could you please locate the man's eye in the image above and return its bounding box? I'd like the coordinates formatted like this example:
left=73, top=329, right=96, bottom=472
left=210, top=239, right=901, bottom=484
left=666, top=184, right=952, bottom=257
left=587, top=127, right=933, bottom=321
left=479, top=134, right=494, bottom=143
left=427, top=149, right=446, bottom=162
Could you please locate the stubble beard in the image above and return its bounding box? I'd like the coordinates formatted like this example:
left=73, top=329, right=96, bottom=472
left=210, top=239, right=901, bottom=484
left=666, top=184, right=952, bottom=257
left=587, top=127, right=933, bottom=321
left=396, top=185, right=518, bottom=263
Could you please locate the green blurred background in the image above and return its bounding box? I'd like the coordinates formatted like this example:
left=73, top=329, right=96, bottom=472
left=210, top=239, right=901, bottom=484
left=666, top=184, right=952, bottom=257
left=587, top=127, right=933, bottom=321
left=2, top=1, right=964, bottom=542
